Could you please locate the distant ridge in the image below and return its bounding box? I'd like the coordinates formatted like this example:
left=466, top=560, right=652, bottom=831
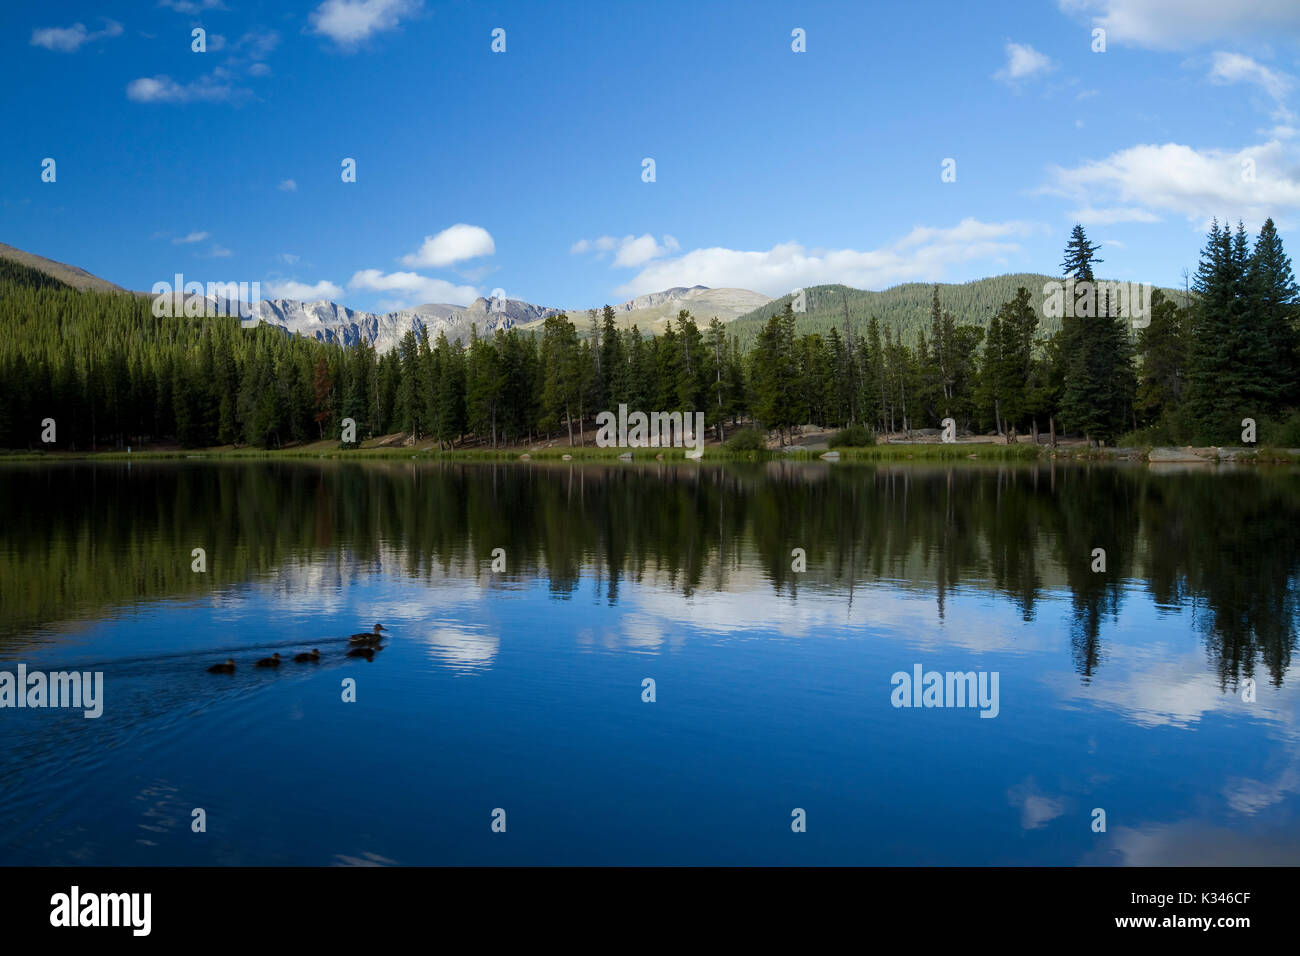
left=504, top=285, right=772, bottom=337
left=254, top=295, right=554, bottom=353
left=0, top=242, right=126, bottom=294
left=0, top=242, right=1185, bottom=353
left=726, top=275, right=1191, bottom=346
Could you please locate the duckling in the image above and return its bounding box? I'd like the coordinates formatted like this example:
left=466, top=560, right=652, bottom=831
left=292, top=649, right=321, bottom=663
left=254, top=652, right=282, bottom=668
left=345, top=647, right=377, bottom=660
left=206, top=659, right=236, bottom=674
left=348, top=623, right=388, bottom=645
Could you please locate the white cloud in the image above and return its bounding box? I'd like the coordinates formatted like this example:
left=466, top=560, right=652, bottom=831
left=278, top=253, right=300, bottom=264
left=1060, top=0, right=1300, bottom=49
left=1104, top=821, right=1300, bottom=866
left=172, top=231, right=210, bottom=244
left=1045, top=140, right=1300, bottom=226
left=234, top=29, right=279, bottom=61
left=1006, top=779, right=1067, bottom=830
left=1042, top=647, right=1247, bottom=729
left=31, top=20, right=123, bottom=53
left=308, top=0, right=421, bottom=49
left=573, top=233, right=680, bottom=267
left=420, top=625, right=499, bottom=673
left=616, top=235, right=679, bottom=267
left=349, top=269, right=477, bottom=308
left=264, top=279, right=345, bottom=301
left=126, top=74, right=237, bottom=103
left=1208, top=52, right=1294, bottom=118
left=203, top=244, right=233, bottom=258
left=995, top=42, right=1053, bottom=83
left=399, top=224, right=495, bottom=268
left=278, top=179, right=297, bottom=192
left=611, top=219, right=1038, bottom=298
left=570, top=236, right=617, bottom=255
left=126, top=30, right=276, bottom=103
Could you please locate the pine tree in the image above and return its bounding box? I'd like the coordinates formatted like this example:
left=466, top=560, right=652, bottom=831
left=705, top=317, right=731, bottom=439
left=312, top=355, right=335, bottom=440
left=396, top=329, right=424, bottom=439
left=1247, top=217, right=1298, bottom=412
left=1134, top=289, right=1188, bottom=427
left=1186, top=219, right=1253, bottom=440
left=625, top=326, right=652, bottom=412
left=540, top=313, right=580, bottom=444
left=1057, top=225, right=1135, bottom=443
left=599, top=306, right=627, bottom=408
left=432, top=331, right=465, bottom=449
left=675, top=311, right=708, bottom=412
left=750, top=304, right=803, bottom=444
left=977, top=288, right=1038, bottom=439
left=466, top=328, right=504, bottom=446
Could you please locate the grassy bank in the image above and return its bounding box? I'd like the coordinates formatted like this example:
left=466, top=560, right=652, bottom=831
left=4, top=441, right=1296, bottom=464
left=0, top=440, right=1045, bottom=463
left=781, top=443, right=1044, bottom=462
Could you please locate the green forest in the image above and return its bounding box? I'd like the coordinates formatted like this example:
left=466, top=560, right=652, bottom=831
left=0, top=220, right=1296, bottom=451
left=725, top=273, right=1186, bottom=347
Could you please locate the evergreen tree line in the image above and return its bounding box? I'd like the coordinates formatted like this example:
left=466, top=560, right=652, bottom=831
left=740, top=217, right=1300, bottom=447
left=0, top=218, right=1295, bottom=451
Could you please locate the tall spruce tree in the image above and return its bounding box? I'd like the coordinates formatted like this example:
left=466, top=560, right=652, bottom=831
left=1247, top=217, right=1298, bottom=412
left=1057, top=225, right=1135, bottom=443
left=1186, top=220, right=1254, bottom=440
left=1134, top=289, right=1188, bottom=428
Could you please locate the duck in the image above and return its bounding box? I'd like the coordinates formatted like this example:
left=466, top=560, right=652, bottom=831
left=254, top=653, right=282, bottom=668
left=349, top=624, right=388, bottom=645
left=346, top=647, right=377, bottom=660
left=206, top=659, right=236, bottom=674
left=292, top=649, right=321, bottom=663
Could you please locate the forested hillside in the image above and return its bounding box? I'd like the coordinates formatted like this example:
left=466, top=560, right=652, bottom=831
left=0, top=259, right=347, bottom=451
left=0, top=220, right=1295, bottom=452
left=725, top=274, right=1189, bottom=348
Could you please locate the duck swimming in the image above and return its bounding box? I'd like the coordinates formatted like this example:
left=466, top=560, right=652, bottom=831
left=349, top=624, right=388, bottom=645
left=207, top=659, right=236, bottom=674
left=254, top=653, right=282, bottom=668
left=292, top=649, right=321, bottom=663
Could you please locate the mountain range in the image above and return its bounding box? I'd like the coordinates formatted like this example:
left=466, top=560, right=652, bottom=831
left=0, top=242, right=774, bottom=352
left=248, top=285, right=773, bottom=353
left=0, top=241, right=1186, bottom=353
left=0, top=242, right=128, bottom=295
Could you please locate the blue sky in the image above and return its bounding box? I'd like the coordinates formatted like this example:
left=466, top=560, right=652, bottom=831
left=4, top=0, right=1300, bottom=312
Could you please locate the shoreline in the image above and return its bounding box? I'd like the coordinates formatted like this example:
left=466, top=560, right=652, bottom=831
left=1, top=442, right=1296, bottom=464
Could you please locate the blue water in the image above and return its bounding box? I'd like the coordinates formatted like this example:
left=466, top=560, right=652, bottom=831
left=1, top=460, right=1298, bottom=865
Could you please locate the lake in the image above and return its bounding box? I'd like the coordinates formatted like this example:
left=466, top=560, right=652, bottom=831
left=1, top=458, right=1298, bottom=865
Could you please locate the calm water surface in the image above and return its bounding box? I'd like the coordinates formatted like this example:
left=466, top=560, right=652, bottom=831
left=1, top=459, right=1298, bottom=865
